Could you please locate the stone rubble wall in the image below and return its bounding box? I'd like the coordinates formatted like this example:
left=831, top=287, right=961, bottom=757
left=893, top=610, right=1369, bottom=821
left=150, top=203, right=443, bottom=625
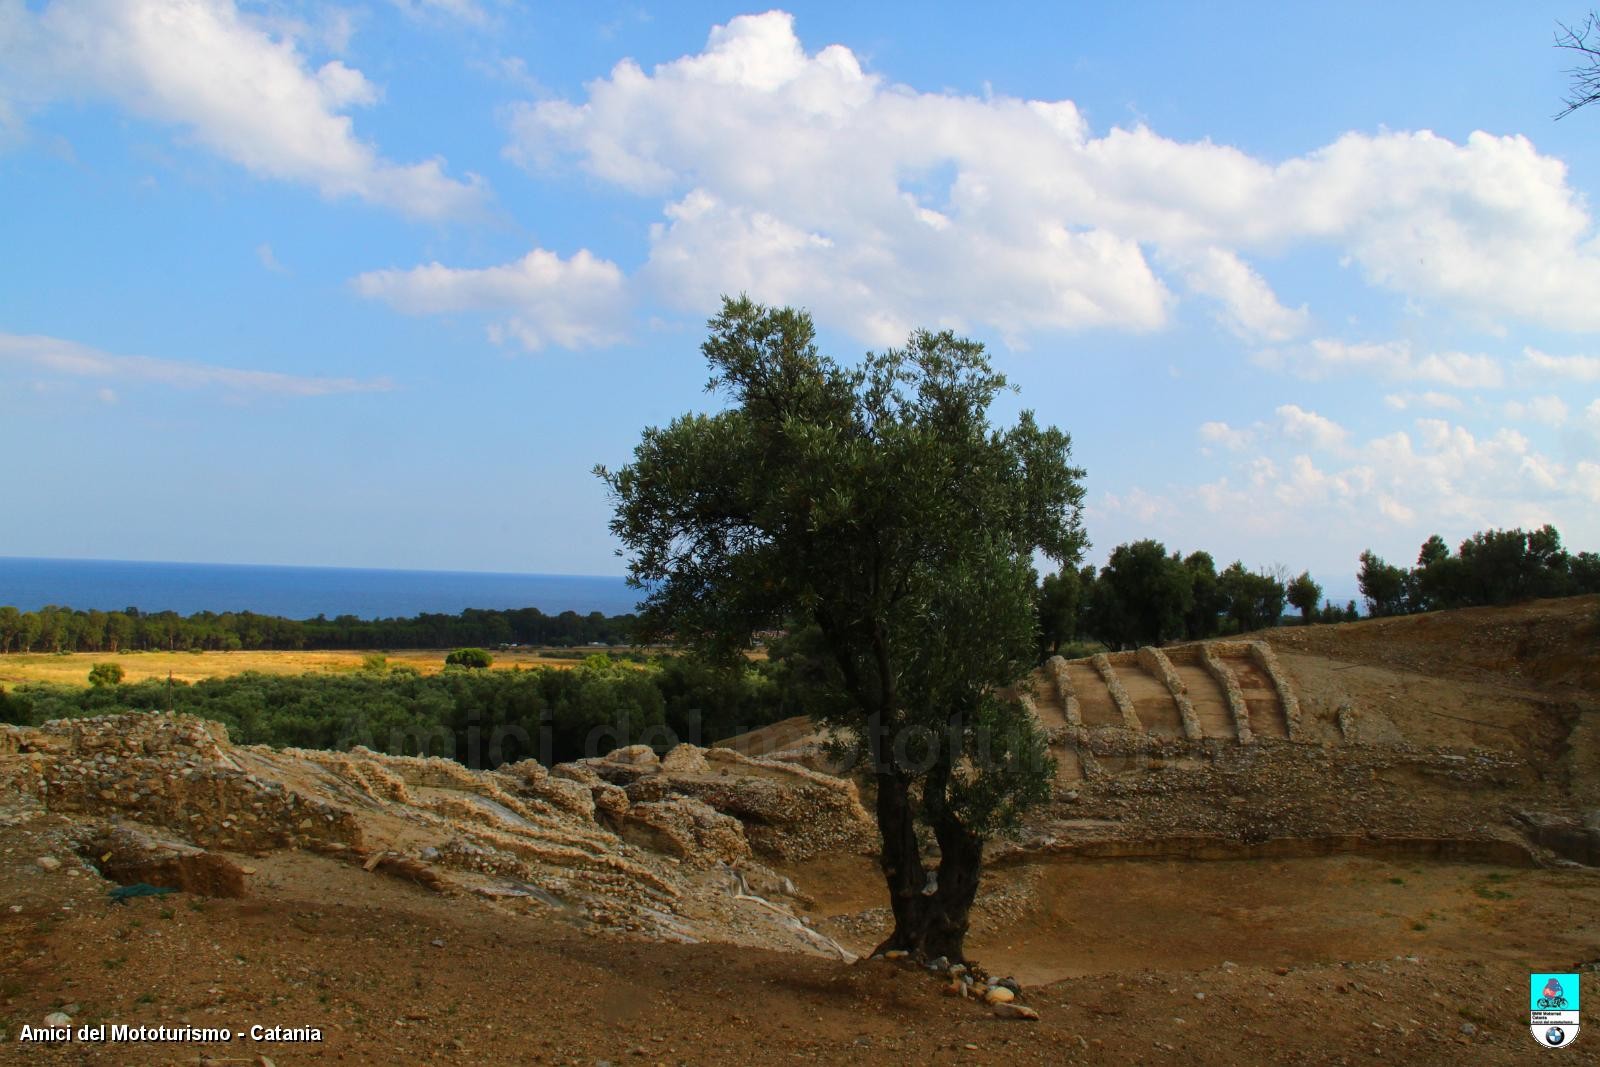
left=1137, top=647, right=1203, bottom=741
left=1045, top=656, right=1081, bottom=727
left=1245, top=642, right=1303, bottom=739
left=1090, top=654, right=1142, bottom=731
left=1200, top=645, right=1254, bottom=744
left=24, top=714, right=361, bottom=852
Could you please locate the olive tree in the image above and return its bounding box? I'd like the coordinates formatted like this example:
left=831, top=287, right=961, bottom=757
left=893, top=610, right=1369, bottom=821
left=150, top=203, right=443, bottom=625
left=598, top=297, right=1086, bottom=962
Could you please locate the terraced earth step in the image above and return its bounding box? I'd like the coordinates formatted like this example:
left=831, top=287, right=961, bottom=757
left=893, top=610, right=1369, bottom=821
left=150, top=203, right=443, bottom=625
left=1222, top=656, right=1291, bottom=740
left=1168, top=661, right=1237, bottom=741
left=1064, top=661, right=1122, bottom=729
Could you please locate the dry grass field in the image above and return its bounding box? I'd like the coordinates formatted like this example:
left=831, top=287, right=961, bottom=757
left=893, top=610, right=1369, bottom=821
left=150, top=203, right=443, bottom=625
left=0, top=647, right=621, bottom=688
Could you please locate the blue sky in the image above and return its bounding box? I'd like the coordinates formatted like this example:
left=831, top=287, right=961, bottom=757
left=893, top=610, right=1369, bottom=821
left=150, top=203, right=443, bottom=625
left=3, top=2, right=1599, bottom=604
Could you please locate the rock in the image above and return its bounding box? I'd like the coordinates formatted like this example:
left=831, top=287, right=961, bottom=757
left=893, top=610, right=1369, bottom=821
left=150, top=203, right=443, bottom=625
left=997, top=977, right=1022, bottom=995
left=659, top=744, right=709, bottom=775
left=605, top=745, right=661, bottom=768
left=592, top=744, right=876, bottom=861
left=35, top=856, right=61, bottom=871
left=619, top=797, right=751, bottom=866
left=1459, top=1023, right=1476, bottom=1037
left=984, top=986, right=1016, bottom=1005
left=991, top=1003, right=1039, bottom=1021
left=927, top=956, right=949, bottom=972
left=43, top=1011, right=72, bottom=1027
left=592, top=783, right=631, bottom=821
left=883, top=950, right=909, bottom=960
left=943, top=980, right=967, bottom=998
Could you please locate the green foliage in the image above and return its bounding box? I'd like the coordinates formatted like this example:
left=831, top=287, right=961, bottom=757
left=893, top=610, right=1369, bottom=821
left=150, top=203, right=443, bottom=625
left=1218, top=562, right=1286, bottom=633
left=444, top=647, right=493, bottom=670
left=1286, top=571, right=1322, bottom=622
left=1035, top=568, right=1085, bottom=656
left=1089, top=540, right=1193, bottom=649
left=0, top=603, right=637, bottom=655
left=1359, top=550, right=1409, bottom=617
left=599, top=297, right=1086, bottom=957
left=1182, top=552, right=1226, bottom=640
left=0, top=656, right=792, bottom=766
left=1365, top=525, right=1598, bottom=617
left=87, top=662, right=125, bottom=688
left=360, top=653, right=389, bottom=672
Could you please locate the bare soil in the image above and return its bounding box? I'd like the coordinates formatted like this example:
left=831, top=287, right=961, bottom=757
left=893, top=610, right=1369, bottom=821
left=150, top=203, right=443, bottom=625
left=5, top=833, right=1592, bottom=1065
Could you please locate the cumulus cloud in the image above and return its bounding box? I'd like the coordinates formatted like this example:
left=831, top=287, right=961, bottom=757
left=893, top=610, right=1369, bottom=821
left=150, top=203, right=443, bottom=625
left=1198, top=421, right=1255, bottom=451
left=1263, top=338, right=1504, bottom=388
left=1521, top=348, right=1600, bottom=383
left=0, top=333, right=392, bottom=396
left=1104, top=402, right=1597, bottom=584
left=499, top=10, right=1600, bottom=345
left=1503, top=395, right=1570, bottom=425
left=1276, top=404, right=1349, bottom=451
left=1169, top=247, right=1309, bottom=342
left=0, top=0, right=485, bottom=219
left=1383, top=391, right=1464, bottom=411
left=352, top=248, right=628, bottom=351
left=1204, top=415, right=1589, bottom=539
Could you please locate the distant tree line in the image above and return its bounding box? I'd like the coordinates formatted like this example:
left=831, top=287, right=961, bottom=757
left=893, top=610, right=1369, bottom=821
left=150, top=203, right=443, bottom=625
left=1034, top=540, right=1331, bottom=653
left=0, top=604, right=638, bottom=655
left=0, top=652, right=802, bottom=767
left=1357, top=525, right=1600, bottom=617
left=1036, top=523, right=1598, bottom=653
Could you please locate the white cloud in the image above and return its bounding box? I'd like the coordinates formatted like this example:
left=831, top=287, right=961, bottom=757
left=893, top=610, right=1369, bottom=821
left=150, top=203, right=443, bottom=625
left=1198, top=421, right=1254, bottom=450
left=1521, top=348, right=1600, bottom=383
left=256, top=242, right=288, bottom=274
left=1577, top=461, right=1600, bottom=504
left=0, top=333, right=392, bottom=396
left=0, top=0, right=485, bottom=219
left=1244, top=415, right=1583, bottom=533
left=1272, top=338, right=1504, bottom=388
left=352, top=248, right=628, bottom=351
left=1118, top=409, right=1595, bottom=583
left=1276, top=404, right=1349, bottom=451
left=500, top=10, right=1600, bottom=345
left=1383, top=391, right=1464, bottom=411
left=1503, top=395, right=1570, bottom=425
left=1170, top=247, right=1309, bottom=342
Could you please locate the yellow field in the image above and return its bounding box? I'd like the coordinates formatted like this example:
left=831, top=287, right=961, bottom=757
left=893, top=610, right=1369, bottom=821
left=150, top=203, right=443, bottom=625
left=0, top=648, right=617, bottom=688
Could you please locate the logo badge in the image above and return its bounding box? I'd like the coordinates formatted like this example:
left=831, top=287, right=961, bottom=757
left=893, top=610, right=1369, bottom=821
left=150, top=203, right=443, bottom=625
left=1530, top=973, right=1581, bottom=1049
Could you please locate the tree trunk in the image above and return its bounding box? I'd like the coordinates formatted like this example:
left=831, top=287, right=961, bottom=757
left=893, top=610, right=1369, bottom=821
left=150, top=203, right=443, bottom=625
left=869, top=744, right=988, bottom=963
left=921, top=810, right=984, bottom=962
left=870, top=767, right=929, bottom=955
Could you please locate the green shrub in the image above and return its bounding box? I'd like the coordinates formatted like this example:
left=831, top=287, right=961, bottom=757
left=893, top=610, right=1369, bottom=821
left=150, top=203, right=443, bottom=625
left=87, top=663, right=125, bottom=688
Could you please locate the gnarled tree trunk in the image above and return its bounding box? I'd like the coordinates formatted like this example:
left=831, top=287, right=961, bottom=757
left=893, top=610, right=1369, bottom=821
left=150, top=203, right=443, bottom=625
left=870, top=751, right=986, bottom=963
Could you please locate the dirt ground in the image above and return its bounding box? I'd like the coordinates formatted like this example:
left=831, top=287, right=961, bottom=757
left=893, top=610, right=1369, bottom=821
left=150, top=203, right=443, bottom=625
left=5, top=828, right=1594, bottom=1066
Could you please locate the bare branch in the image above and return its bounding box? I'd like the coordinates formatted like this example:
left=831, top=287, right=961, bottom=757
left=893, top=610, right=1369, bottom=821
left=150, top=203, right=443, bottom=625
left=1556, top=12, right=1600, bottom=119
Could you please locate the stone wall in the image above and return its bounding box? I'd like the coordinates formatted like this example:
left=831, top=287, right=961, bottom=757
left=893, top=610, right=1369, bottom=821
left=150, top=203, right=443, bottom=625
left=1090, top=654, right=1141, bottom=731
left=1136, top=646, right=1202, bottom=740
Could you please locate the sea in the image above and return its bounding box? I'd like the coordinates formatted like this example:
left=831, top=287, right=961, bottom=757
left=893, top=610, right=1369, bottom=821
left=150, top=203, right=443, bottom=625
left=0, top=557, right=640, bottom=619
